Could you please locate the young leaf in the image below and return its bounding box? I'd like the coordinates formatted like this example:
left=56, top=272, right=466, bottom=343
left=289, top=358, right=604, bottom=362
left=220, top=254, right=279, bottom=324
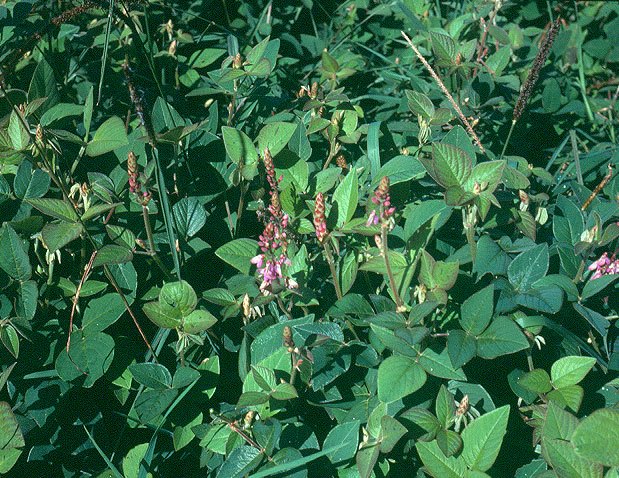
left=550, top=356, right=596, bottom=389
left=85, top=116, right=129, bottom=156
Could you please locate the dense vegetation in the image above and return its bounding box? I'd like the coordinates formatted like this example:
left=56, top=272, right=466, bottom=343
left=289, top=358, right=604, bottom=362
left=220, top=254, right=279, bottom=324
left=0, top=0, right=618, bottom=476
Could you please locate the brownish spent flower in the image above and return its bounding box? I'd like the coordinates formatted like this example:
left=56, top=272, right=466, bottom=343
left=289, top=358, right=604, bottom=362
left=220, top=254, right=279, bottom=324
left=313, top=192, right=327, bottom=243
left=283, top=325, right=294, bottom=348
left=335, top=153, right=348, bottom=170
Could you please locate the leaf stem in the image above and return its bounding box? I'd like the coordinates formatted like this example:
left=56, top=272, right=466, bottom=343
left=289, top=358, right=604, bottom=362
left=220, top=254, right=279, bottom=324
left=380, top=224, right=405, bottom=311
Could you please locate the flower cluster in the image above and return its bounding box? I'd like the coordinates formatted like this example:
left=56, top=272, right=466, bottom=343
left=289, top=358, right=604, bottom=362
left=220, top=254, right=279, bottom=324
left=313, top=192, right=328, bottom=243
left=367, top=176, right=396, bottom=227
left=127, top=151, right=151, bottom=205
left=588, top=252, right=619, bottom=280
left=251, top=148, right=298, bottom=293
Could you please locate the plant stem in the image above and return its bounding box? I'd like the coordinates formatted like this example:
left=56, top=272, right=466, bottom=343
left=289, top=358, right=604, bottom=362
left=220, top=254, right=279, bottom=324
left=322, top=241, right=343, bottom=300
left=380, top=225, right=405, bottom=311
left=500, top=120, right=516, bottom=160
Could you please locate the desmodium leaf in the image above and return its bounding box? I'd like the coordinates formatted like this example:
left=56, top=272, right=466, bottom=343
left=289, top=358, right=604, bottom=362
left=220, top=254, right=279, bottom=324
left=572, top=408, right=619, bottom=467
left=216, top=239, right=259, bottom=275
left=461, top=405, right=509, bottom=472
left=331, top=169, right=358, bottom=228
left=377, top=355, right=427, bottom=402
left=85, top=116, right=129, bottom=156
left=507, top=243, right=549, bottom=292
left=0, top=224, right=32, bottom=281
left=550, top=356, right=596, bottom=389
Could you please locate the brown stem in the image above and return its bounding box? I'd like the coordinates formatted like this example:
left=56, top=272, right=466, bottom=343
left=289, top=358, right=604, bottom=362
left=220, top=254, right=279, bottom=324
left=322, top=241, right=343, bottom=300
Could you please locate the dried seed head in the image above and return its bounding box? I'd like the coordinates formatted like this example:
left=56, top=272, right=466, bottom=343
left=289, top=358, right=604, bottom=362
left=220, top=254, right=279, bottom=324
left=310, top=81, right=318, bottom=99
left=242, top=294, right=251, bottom=319
left=513, top=19, right=561, bottom=122
left=456, top=395, right=470, bottom=416
left=127, top=151, right=138, bottom=177
left=283, top=325, right=294, bottom=348
left=378, top=176, right=390, bottom=198
left=335, top=153, right=348, bottom=170
left=233, top=53, right=243, bottom=69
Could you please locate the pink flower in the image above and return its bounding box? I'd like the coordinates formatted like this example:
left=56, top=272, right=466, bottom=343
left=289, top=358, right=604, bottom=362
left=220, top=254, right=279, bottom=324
left=588, top=252, right=619, bottom=280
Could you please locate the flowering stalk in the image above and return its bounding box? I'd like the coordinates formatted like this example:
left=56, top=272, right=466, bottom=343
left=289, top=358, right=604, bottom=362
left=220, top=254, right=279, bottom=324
left=588, top=252, right=619, bottom=280
left=250, top=149, right=298, bottom=295
left=501, top=19, right=560, bottom=159
left=368, top=177, right=404, bottom=311
left=313, top=192, right=341, bottom=298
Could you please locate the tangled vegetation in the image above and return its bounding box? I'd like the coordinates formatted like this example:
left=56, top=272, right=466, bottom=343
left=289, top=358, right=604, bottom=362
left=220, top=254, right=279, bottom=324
left=0, top=0, right=618, bottom=476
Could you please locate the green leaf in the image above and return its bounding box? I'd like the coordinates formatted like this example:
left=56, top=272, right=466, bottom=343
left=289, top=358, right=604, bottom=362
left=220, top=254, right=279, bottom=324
left=461, top=405, right=509, bottom=472
left=41, top=222, right=84, bottom=253
left=203, top=288, right=237, bottom=306
left=122, top=443, right=149, bottom=478
left=188, top=48, right=226, bottom=68
left=331, top=169, right=358, bottom=228
left=430, top=31, right=457, bottom=64
left=550, top=356, right=596, bottom=389
left=372, top=155, right=425, bottom=187
left=173, top=197, right=207, bottom=238
left=134, top=388, right=178, bottom=424
left=476, top=317, right=529, bottom=359
left=81, top=293, right=126, bottom=335
left=572, top=409, right=619, bottom=467
left=421, top=143, right=472, bottom=189
left=85, top=116, right=129, bottom=156
left=447, top=330, right=477, bottom=368
left=81, top=202, right=122, bottom=222
left=143, top=302, right=182, bottom=329
left=356, top=443, right=380, bottom=478
left=257, top=122, right=297, bottom=157
left=271, top=383, right=298, bottom=401
left=92, top=245, right=133, bottom=268
left=543, top=401, right=578, bottom=442
left=547, top=385, right=584, bottom=412
left=27, top=197, right=79, bottom=222
left=17, top=280, right=38, bottom=321
left=0, top=224, right=32, bottom=281
left=222, top=126, right=258, bottom=165
left=0, top=401, right=25, bottom=474
left=160, top=280, right=198, bottom=316
left=378, top=355, right=427, bottom=402
left=406, top=90, right=435, bottom=120
left=0, top=325, right=19, bottom=358
left=55, top=330, right=115, bottom=388
left=419, top=347, right=466, bottom=380
left=13, top=160, right=50, bottom=199
left=379, top=415, right=407, bottom=453
left=323, top=420, right=359, bottom=464
left=182, top=309, right=217, bottom=334
left=216, top=238, right=259, bottom=275
left=28, top=58, right=59, bottom=113
left=39, top=103, right=83, bottom=126
left=321, top=49, right=339, bottom=74
left=518, top=369, right=552, bottom=394
left=129, top=363, right=172, bottom=390
left=216, top=446, right=262, bottom=478
left=543, top=438, right=603, bottom=478
left=416, top=440, right=467, bottom=478
left=508, top=244, right=549, bottom=292
left=466, top=161, right=505, bottom=193
left=461, top=284, right=494, bottom=335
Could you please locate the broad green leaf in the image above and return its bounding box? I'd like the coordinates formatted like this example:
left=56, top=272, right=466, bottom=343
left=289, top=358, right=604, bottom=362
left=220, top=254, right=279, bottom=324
left=129, top=363, right=172, bottom=390
left=271, top=383, right=298, bottom=401
left=476, top=317, right=529, bottom=359
left=81, top=293, right=126, bottom=335
left=466, top=161, right=505, bottom=193
left=547, top=385, right=584, bottom=412
left=216, top=238, right=259, bottom=275
left=257, top=122, right=297, bottom=157
left=332, top=169, right=358, bottom=228
left=0, top=401, right=25, bottom=474
left=81, top=202, right=122, bottom=222
left=421, top=143, right=472, bottom=189
left=379, top=415, right=407, bottom=453
left=122, top=443, right=150, bottom=478
left=372, top=155, right=425, bottom=188
left=134, top=388, right=178, bottom=424
left=551, top=356, right=596, bottom=389
left=0, top=325, right=19, bottom=358
left=16, top=280, right=38, bottom=321
left=182, top=309, right=217, bottom=334
left=216, top=445, right=262, bottom=478
left=27, top=198, right=79, bottom=222
left=356, top=443, right=380, bottom=478
left=85, top=116, right=129, bottom=156
left=508, top=244, right=549, bottom=292
left=543, top=438, right=603, bottom=478
left=92, top=245, right=133, bottom=268
left=173, top=197, right=207, bottom=238
left=461, top=405, right=509, bottom=472
left=0, top=224, right=32, bottom=281
left=160, top=280, right=197, bottom=316
left=188, top=48, right=226, bottom=68
left=222, top=126, right=258, bottom=165
left=143, top=302, right=182, bottom=329
left=41, top=222, right=84, bottom=253
left=416, top=440, right=467, bottom=478
left=430, top=31, right=457, bottom=64
left=378, top=355, right=427, bottom=402
left=39, top=103, right=83, bottom=126
left=28, top=58, right=59, bottom=112
left=323, top=420, right=359, bottom=464
left=406, top=90, right=435, bottom=120
left=13, top=160, right=50, bottom=199
left=55, top=330, right=115, bottom=388
left=419, top=347, right=466, bottom=380
left=543, top=401, right=578, bottom=442
left=461, top=284, right=494, bottom=335
left=572, top=409, right=619, bottom=467
left=518, top=369, right=552, bottom=394
left=447, top=329, right=477, bottom=368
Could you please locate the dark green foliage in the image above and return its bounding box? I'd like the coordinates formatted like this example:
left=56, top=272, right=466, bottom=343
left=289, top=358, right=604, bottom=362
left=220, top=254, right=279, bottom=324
left=0, top=0, right=618, bottom=477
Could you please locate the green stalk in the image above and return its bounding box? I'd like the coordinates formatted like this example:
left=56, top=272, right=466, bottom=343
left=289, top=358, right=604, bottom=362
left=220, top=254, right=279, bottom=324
left=500, top=120, right=516, bottom=160
left=380, top=224, right=404, bottom=311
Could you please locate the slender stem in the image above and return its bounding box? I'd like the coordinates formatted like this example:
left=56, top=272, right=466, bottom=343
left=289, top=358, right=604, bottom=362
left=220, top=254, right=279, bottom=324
left=142, top=205, right=156, bottom=252
left=500, top=120, right=516, bottom=160
left=322, top=241, right=342, bottom=300
left=380, top=225, right=404, bottom=310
